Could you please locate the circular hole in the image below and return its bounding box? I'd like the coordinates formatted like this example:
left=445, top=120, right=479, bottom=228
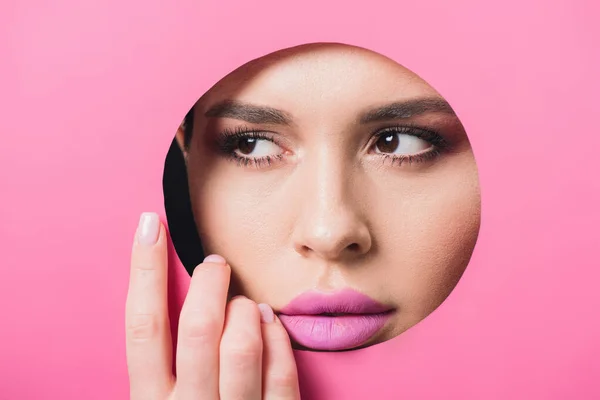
left=163, top=42, right=481, bottom=352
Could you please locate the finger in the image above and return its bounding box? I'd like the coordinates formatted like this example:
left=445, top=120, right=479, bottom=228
left=259, top=305, right=301, bottom=400
left=174, top=255, right=230, bottom=400
left=125, top=212, right=174, bottom=400
left=219, top=296, right=263, bottom=400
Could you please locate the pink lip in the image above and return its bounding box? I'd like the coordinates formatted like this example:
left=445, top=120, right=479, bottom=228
left=277, top=289, right=393, bottom=351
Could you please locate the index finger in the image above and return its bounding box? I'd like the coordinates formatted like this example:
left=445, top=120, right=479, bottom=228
left=125, top=212, right=174, bottom=399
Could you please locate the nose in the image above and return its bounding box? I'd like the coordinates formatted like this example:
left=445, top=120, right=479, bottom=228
left=292, top=163, right=372, bottom=261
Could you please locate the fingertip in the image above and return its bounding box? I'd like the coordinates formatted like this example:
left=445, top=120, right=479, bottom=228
left=137, top=212, right=160, bottom=246
left=192, top=258, right=231, bottom=278
left=228, top=295, right=259, bottom=311
left=258, top=303, right=275, bottom=324
left=203, top=254, right=227, bottom=264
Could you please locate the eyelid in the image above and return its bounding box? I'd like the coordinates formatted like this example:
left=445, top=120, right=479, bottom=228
left=216, top=126, right=292, bottom=152
left=370, top=124, right=447, bottom=148
left=364, top=124, right=448, bottom=167
left=213, top=125, right=292, bottom=169
left=215, top=124, right=447, bottom=169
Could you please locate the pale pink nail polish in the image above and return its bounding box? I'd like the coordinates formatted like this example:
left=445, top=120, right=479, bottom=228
left=137, top=212, right=159, bottom=246
left=203, top=254, right=226, bottom=264
left=258, top=303, right=275, bottom=323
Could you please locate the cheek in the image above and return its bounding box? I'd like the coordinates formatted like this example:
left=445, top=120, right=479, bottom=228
left=188, top=165, right=287, bottom=264
left=375, top=162, right=480, bottom=311
left=192, top=182, right=297, bottom=300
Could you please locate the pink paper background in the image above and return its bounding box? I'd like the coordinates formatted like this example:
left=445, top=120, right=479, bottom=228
left=2, top=0, right=599, bottom=399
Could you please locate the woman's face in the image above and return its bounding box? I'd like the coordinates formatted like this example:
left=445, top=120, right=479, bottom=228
left=183, top=44, right=481, bottom=351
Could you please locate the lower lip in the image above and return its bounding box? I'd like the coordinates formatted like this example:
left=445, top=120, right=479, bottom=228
left=278, top=313, right=392, bottom=351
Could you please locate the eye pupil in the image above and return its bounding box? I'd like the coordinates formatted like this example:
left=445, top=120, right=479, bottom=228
left=238, top=138, right=257, bottom=154
left=376, top=133, right=399, bottom=153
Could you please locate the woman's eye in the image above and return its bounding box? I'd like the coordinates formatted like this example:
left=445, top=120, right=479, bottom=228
left=374, top=132, right=431, bottom=155
left=236, top=137, right=282, bottom=157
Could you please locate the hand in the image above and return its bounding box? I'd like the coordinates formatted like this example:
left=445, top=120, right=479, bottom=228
left=125, top=212, right=301, bottom=399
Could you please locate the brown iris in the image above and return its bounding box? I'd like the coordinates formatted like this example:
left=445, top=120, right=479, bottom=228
left=237, top=138, right=258, bottom=154
left=376, top=133, right=399, bottom=153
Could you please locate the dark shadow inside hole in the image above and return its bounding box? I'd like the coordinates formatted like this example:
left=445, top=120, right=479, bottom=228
left=162, top=137, right=203, bottom=276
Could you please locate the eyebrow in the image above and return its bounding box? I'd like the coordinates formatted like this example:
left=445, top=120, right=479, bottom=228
left=204, top=97, right=456, bottom=126
left=359, top=98, right=456, bottom=124
left=205, top=100, right=292, bottom=125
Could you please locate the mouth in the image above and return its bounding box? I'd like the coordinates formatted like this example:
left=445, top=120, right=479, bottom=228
left=277, top=289, right=395, bottom=351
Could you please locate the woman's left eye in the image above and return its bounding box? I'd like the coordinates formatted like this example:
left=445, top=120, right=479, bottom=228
left=235, top=137, right=283, bottom=157
left=373, top=132, right=432, bottom=155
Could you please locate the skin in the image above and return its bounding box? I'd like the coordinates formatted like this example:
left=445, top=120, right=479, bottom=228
left=126, top=213, right=300, bottom=399
left=181, top=43, right=481, bottom=351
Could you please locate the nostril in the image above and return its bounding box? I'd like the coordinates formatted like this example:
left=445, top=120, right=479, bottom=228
left=347, top=243, right=360, bottom=252
left=300, top=245, right=312, bottom=255
left=295, top=239, right=366, bottom=259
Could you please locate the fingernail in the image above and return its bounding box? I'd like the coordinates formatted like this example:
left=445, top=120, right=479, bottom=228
left=258, top=303, right=275, bottom=324
left=137, top=212, right=159, bottom=246
left=203, top=254, right=226, bottom=264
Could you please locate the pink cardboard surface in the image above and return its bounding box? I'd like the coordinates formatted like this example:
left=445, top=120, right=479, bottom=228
left=2, top=0, right=600, bottom=399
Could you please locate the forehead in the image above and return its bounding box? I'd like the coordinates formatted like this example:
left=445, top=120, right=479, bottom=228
left=197, top=44, right=443, bottom=113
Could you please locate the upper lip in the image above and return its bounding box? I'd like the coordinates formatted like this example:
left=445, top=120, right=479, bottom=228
left=279, top=288, right=392, bottom=316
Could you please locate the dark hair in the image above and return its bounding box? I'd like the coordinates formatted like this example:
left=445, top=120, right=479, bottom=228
left=183, top=107, right=195, bottom=150
left=163, top=110, right=204, bottom=275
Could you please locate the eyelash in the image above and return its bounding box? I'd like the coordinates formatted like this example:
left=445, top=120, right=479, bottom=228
left=215, top=125, right=448, bottom=168
left=216, top=127, right=284, bottom=168
left=371, top=125, right=448, bottom=167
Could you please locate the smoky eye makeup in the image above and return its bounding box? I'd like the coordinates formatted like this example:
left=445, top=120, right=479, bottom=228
left=209, top=121, right=453, bottom=170
left=366, top=123, right=451, bottom=167
left=212, top=126, right=290, bottom=168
